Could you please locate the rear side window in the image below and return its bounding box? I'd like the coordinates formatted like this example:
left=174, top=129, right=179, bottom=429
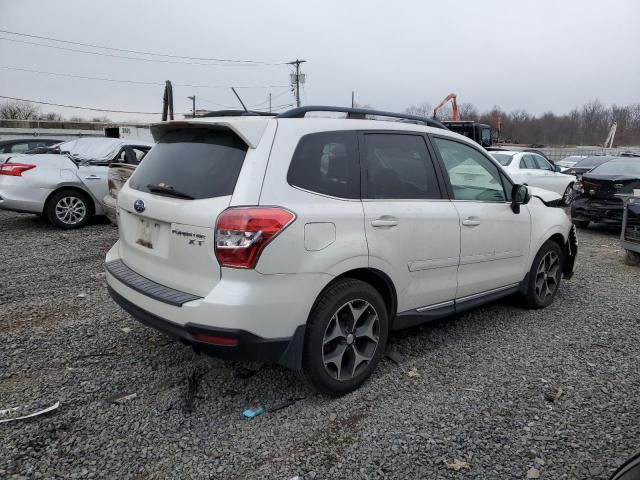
left=129, top=128, right=247, bottom=199
left=364, top=133, right=441, bottom=199
left=287, top=131, right=359, bottom=199
left=520, top=155, right=537, bottom=169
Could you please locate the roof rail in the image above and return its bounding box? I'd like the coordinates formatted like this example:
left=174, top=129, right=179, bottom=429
left=198, top=110, right=276, bottom=118
left=276, top=106, right=448, bottom=129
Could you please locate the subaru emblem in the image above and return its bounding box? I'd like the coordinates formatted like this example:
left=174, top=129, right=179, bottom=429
left=134, top=199, right=145, bottom=213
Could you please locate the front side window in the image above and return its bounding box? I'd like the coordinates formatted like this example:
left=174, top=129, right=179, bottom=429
left=433, top=137, right=506, bottom=202
left=363, top=133, right=440, bottom=199
left=287, top=131, right=359, bottom=199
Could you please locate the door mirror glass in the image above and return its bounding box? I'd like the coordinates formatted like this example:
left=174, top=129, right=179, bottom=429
left=554, top=165, right=562, bottom=173
left=511, top=184, right=530, bottom=213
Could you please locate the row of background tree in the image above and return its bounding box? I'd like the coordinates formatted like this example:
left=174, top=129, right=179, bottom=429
left=405, top=99, right=639, bottom=147
left=2, top=99, right=640, bottom=146
left=0, top=101, right=110, bottom=123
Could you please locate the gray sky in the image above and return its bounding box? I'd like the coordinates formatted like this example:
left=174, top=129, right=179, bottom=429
left=0, top=0, right=638, bottom=122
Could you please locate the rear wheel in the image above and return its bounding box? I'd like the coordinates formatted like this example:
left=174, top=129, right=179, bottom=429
left=46, top=190, right=91, bottom=229
left=300, top=278, right=389, bottom=396
left=523, top=240, right=564, bottom=309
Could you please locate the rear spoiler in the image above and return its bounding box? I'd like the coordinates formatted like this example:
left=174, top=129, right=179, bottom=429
left=150, top=119, right=271, bottom=149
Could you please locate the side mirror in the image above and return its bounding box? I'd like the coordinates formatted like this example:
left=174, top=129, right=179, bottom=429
left=511, top=184, right=530, bottom=214
left=554, top=165, right=562, bottom=173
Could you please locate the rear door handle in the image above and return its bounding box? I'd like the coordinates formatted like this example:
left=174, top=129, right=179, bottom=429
left=462, top=218, right=481, bottom=227
left=371, top=218, right=398, bottom=228
left=84, top=175, right=101, bottom=180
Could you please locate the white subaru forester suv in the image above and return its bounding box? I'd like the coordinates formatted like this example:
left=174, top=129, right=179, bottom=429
left=105, top=106, right=577, bottom=396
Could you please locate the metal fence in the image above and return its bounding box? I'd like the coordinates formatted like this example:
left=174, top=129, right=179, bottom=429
left=500, top=145, right=640, bottom=162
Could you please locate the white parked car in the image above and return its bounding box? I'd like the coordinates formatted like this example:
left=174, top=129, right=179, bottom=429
left=491, top=150, right=576, bottom=204
left=105, top=107, right=577, bottom=396
left=0, top=137, right=152, bottom=228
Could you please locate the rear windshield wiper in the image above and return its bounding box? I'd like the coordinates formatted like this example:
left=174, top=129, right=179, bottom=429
left=146, top=183, right=194, bottom=200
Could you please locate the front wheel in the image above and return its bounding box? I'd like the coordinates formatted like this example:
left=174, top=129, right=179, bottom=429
left=300, top=278, right=389, bottom=396
left=562, top=184, right=575, bottom=205
left=522, top=240, right=565, bottom=309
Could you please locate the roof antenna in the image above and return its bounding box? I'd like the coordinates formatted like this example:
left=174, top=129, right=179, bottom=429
left=231, top=87, right=248, bottom=112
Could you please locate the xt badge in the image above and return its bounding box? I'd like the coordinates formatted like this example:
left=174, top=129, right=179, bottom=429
left=171, top=228, right=206, bottom=247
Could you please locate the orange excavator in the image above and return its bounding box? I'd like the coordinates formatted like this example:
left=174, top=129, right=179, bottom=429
left=432, top=92, right=493, bottom=147
left=433, top=93, right=459, bottom=121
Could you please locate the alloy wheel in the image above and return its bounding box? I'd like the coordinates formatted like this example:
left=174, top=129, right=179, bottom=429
left=55, top=196, right=87, bottom=225
left=322, top=299, right=380, bottom=381
left=535, top=250, right=560, bottom=302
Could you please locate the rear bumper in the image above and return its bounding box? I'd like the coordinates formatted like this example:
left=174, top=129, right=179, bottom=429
left=0, top=178, right=49, bottom=214
left=572, top=197, right=624, bottom=224
left=108, top=286, right=302, bottom=365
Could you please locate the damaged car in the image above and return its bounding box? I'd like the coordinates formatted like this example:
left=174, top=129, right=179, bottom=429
left=572, top=157, right=640, bottom=227
left=0, top=137, right=152, bottom=228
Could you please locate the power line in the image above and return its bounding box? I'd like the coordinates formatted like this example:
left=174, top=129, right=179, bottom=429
left=0, top=95, right=294, bottom=115
left=0, top=36, right=279, bottom=68
left=0, top=66, right=288, bottom=90
left=0, top=29, right=285, bottom=65
left=0, top=95, right=174, bottom=115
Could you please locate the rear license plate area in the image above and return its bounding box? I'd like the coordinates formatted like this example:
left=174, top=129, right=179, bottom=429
left=136, top=217, right=163, bottom=249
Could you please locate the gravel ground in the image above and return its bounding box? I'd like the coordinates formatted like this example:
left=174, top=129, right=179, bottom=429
left=0, top=209, right=638, bottom=479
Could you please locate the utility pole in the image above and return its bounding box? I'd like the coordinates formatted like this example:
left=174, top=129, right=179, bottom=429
left=351, top=91, right=355, bottom=108
left=287, top=59, right=306, bottom=107
left=269, top=93, right=272, bottom=113
left=187, top=95, right=196, bottom=118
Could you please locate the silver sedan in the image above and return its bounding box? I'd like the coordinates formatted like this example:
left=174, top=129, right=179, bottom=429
left=0, top=137, right=152, bottom=228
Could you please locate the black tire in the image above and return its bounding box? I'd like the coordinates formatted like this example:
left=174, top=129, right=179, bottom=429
left=561, top=184, right=575, bottom=205
left=625, top=250, right=640, bottom=266
left=300, top=278, right=389, bottom=396
left=522, top=240, right=565, bottom=309
left=573, top=219, right=589, bottom=228
left=46, top=189, right=92, bottom=229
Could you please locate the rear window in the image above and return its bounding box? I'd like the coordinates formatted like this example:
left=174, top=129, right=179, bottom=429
left=591, top=160, right=640, bottom=175
left=129, top=128, right=247, bottom=199
left=287, top=131, right=359, bottom=199
left=492, top=153, right=514, bottom=166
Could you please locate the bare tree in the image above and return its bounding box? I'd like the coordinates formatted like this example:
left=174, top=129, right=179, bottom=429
left=39, top=112, right=63, bottom=122
left=69, top=116, right=86, bottom=122
left=404, top=101, right=432, bottom=118
left=0, top=100, right=40, bottom=120
left=90, top=116, right=111, bottom=123
left=458, top=102, right=479, bottom=121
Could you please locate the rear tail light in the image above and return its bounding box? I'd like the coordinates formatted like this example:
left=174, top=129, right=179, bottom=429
left=108, top=178, right=115, bottom=194
left=0, top=163, right=36, bottom=176
left=215, top=207, right=295, bottom=268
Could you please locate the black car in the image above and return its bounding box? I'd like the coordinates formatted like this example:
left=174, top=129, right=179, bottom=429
left=0, top=138, right=63, bottom=156
left=567, top=155, right=616, bottom=178
left=572, top=157, right=640, bottom=227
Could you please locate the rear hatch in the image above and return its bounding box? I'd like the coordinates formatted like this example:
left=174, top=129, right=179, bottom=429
left=581, top=174, right=640, bottom=200
left=116, top=126, right=250, bottom=297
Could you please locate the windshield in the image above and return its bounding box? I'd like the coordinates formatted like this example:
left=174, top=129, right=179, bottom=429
left=590, top=160, right=640, bottom=176
left=129, top=128, right=247, bottom=200
left=491, top=153, right=514, bottom=166
left=576, top=156, right=614, bottom=168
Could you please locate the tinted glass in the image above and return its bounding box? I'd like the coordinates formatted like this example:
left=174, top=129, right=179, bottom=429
left=591, top=160, right=640, bottom=175
left=364, top=134, right=440, bottom=199
left=9, top=142, right=30, bottom=153
left=287, top=131, right=359, bottom=199
left=434, top=137, right=506, bottom=202
left=576, top=156, right=613, bottom=168
left=492, top=153, right=514, bottom=166
left=129, top=128, right=247, bottom=200
left=533, top=155, right=553, bottom=171
left=520, top=155, right=537, bottom=169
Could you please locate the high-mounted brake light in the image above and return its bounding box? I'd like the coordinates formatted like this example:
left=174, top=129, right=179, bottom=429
left=0, top=163, right=36, bottom=176
left=215, top=207, right=295, bottom=268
